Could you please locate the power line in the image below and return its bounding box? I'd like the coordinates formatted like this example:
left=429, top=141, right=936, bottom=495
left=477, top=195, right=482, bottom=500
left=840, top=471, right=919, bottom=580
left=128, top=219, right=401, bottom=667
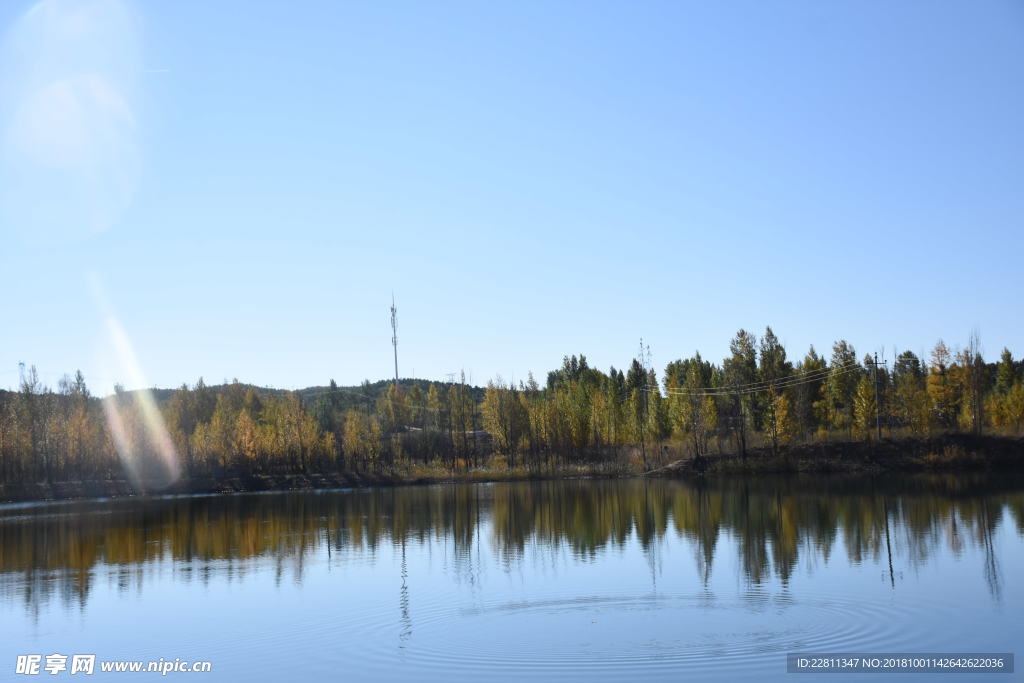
left=650, top=361, right=863, bottom=397
left=656, top=360, right=858, bottom=395
left=652, top=362, right=853, bottom=395
left=653, top=367, right=859, bottom=397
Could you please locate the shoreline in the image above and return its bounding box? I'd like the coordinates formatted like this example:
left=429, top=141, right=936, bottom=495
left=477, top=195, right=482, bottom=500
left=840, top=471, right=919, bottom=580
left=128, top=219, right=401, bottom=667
left=0, top=465, right=633, bottom=504
left=648, top=433, right=1024, bottom=478
left=1, top=434, right=1021, bottom=504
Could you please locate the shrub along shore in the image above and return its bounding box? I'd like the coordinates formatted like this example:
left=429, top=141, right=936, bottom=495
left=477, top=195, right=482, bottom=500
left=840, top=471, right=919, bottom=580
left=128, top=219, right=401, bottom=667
left=648, top=433, right=1024, bottom=477
left=1, top=433, right=1021, bottom=503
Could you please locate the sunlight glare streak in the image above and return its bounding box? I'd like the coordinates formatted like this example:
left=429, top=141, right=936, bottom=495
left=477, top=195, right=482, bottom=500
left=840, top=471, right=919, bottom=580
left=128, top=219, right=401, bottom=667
left=91, top=275, right=182, bottom=490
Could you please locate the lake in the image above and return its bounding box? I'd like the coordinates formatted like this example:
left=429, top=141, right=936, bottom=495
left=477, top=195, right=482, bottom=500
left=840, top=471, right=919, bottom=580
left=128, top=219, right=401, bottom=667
left=1, top=475, right=1022, bottom=681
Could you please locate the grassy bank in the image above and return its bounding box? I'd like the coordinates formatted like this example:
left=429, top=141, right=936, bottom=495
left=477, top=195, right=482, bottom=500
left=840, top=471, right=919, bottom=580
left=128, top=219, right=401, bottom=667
left=648, top=433, right=1024, bottom=477
left=2, top=434, right=1022, bottom=503
left=0, top=461, right=634, bottom=504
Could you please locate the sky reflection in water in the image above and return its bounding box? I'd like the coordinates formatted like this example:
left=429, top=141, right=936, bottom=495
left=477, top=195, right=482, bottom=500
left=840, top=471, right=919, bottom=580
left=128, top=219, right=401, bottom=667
left=1, top=475, right=1022, bottom=681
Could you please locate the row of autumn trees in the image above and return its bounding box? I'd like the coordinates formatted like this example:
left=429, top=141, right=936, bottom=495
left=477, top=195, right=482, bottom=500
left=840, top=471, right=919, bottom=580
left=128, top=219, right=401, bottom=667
left=478, top=329, right=1024, bottom=468
left=1, top=328, right=1023, bottom=484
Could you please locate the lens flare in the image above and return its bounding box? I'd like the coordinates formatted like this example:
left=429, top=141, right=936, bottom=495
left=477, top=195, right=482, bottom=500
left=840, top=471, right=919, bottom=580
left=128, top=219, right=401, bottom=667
left=92, top=275, right=181, bottom=490
left=0, top=0, right=142, bottom=244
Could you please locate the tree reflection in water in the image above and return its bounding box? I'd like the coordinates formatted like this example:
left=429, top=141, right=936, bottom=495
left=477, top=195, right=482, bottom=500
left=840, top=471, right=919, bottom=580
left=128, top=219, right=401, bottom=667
left=1, top=474, right=1020, bottom=613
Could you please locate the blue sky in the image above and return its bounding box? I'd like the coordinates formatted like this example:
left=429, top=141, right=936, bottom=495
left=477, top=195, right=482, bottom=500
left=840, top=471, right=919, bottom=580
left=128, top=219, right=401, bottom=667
left=1, top=0, right=1022, bottom=394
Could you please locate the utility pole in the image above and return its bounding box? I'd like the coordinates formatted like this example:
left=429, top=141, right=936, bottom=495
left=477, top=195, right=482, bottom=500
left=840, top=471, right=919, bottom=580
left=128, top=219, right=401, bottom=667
left=390, top=293, right=399, bottom=385
left=866, top=352, right=887, bottom=441
left=638, top=338, right=649, bottom=471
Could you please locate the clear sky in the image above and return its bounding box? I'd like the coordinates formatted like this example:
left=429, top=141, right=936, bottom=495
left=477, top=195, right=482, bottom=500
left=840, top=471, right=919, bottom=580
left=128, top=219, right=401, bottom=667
left=1, top=0, right=1021, bottom=394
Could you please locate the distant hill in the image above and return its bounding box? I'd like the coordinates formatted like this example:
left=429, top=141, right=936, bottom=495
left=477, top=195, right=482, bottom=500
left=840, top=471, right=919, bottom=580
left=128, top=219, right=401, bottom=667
left=295, top=378, right=486, bottom=408
left=2, top=379, right=486, bottom=407
left=110, top=378, right=487, bottom=408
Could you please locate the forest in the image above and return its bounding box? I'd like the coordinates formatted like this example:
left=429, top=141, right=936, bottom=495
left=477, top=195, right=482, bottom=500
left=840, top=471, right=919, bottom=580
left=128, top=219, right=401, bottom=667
left=1, top=328, right=1023, bottom=487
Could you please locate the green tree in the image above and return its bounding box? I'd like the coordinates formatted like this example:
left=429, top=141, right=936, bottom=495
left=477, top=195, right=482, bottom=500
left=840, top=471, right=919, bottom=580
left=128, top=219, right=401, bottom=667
left=995, top=348, right=1018, bottom=394
left=482, top=379, right=527, bottom=467
left=792, top=346, right=826, bottom=439
left=853, top=374, right=877, bottom=441
left=773, top=392, right=799, bottom=447
left=666, top=353, right=716, bottom=459
left=377, top=382, right=408, bottom=434
left=759, top=327, right=792, bottom=455
left=723, top=330, right=757, bottom=456
left=893, top=351, right=929, bottom=436
left=625, top=357, right=650, bottom=469
left=927, top=340, right=959, bottom=428
left=1003, top=383, right=1024, bottom=433
left=826, top=340, right=859, bottom=434
left=343, top=409, right=381, bottom=472
left=407, top=383, right=424, bottom=429
left=955, top=334, right=985, bottom=435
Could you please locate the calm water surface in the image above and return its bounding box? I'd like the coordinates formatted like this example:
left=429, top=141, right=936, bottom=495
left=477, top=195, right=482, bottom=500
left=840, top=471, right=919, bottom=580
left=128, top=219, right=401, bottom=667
left=2, top=476, right=1022, bottom=681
